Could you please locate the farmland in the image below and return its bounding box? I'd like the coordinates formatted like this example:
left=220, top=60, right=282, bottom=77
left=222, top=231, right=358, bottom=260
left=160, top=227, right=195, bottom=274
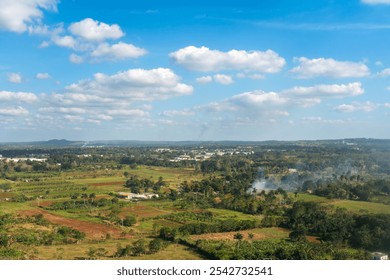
left=1, top=139, right=390, bottom=259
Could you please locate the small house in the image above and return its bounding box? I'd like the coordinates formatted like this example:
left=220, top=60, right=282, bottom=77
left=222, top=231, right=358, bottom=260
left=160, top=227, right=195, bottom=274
left=371, top=252, right=388, bottom=260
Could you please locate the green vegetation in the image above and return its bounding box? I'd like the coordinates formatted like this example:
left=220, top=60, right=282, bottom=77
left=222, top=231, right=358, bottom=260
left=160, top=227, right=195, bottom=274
left=1, top=139, right=390, bottom=259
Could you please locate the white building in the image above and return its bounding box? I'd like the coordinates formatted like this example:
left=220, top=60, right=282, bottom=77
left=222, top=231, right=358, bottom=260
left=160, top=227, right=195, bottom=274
left=118, top=192, right=159, bottom=200
left=371, top=252, right=388, bottom=260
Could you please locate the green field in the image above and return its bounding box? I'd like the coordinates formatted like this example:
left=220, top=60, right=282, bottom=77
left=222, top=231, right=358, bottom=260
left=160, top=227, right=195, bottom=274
left=296, top=193, right=390, bottom=214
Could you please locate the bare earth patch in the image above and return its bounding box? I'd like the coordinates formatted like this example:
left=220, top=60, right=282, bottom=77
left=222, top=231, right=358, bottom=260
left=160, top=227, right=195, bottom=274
left=18, top=208, right=131, bottom=240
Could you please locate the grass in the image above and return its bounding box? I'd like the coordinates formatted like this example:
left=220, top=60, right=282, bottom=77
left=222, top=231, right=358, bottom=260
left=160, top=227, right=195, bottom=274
left=33, top=240, right=205, bottom=260
left=295, top=193, right=328, bottom=203
left=0, top=201, right=34, bottom=213
left=330, top=200, right=390, bottom=215
left=207, top=208, right=261, bottom=220
left=189, top=227, right=290, bottom=242
left=296, top=193, right=390, bottom=215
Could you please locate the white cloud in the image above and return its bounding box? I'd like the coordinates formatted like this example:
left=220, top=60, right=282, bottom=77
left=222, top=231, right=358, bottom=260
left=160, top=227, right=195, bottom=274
left=91, top=42, right=147, bottom=60
left=195, top=74, right=234, bottom=85
left=196, top=76, right=213, bottom=84
left=301, top=116, right=347, bottom=124
left=64, top=115, right=84, bottom=122
left=106, top=109, right=149, bottom=117
left=0, top=106, right=29, bottom=116
left=282, top=82, right=364, bottom=98
left=361, top=0, right=390, bottom=4
left=64, top=68, right=193, bottom=102
left=161, top=109, right=194, bottom=117
left=230, top=91, right=288, bottom=108
left=69, top=18, right=124, bottom=41
left=198, top=82, right=365, bottom=120
left=203, top=90, right=288, bottom=113
left=291, top=57, right=370, bottom=78
left=7, top=72, right=22, bottom=83
left=52, top=35, right=77, bottom=49
left=170, top=46, right=285, bottom=72
left=213, top=74, right=234, bottom=85
left=0, top=91, right=38, bottom=103
left=378, top=68, right=390, bottom=77
left=28, top=24, right=50, bottom=35
left=385, top=103, right=390, bottom=108
left=36, top=73, right=50, bottom=79
left=51, top=93, right=113, bottom=105
left=38, top=107, right=87, bottom=114
left=0, top=0, right=58, bottom=33
left=69, top=53, right=84, bottom=64
left=28, top=23, right=63, bottom=36
left=334, top=101, right=377, bottom=113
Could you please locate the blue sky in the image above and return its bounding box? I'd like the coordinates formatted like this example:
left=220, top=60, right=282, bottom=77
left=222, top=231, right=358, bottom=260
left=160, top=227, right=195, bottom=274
left=1, top=0, right=390, bottom=142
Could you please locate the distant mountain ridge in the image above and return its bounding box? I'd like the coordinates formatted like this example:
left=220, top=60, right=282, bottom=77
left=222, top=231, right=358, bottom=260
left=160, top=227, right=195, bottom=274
left=0, top=138, right=390, bottom=149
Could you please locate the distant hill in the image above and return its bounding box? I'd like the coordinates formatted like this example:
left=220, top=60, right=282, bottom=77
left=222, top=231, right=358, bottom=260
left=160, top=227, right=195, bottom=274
left=0, top=138, right=389, bottom=150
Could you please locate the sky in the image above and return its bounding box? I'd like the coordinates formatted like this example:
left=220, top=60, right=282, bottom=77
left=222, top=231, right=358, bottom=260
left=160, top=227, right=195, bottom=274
left=1, top=0, right=390, bottom=142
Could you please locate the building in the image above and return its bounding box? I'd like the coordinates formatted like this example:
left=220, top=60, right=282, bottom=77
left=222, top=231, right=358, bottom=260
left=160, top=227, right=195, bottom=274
left=371, top=252, right=388, bottom=260
left=118, top=192, right=159, bottom=200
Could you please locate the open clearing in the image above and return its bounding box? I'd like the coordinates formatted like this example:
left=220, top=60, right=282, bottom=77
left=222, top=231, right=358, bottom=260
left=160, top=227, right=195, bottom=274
left=18, top=208, right=129, bottom=239
left=190, top=227, right=290, bottom=241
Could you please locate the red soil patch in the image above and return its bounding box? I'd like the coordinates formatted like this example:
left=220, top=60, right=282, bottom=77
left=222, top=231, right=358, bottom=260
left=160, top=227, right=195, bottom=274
left=18, top=208, right=130, bottom=240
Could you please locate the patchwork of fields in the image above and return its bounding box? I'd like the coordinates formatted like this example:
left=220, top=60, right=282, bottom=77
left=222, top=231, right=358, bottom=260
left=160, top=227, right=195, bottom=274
left=1, top=159, right=390, bottom=260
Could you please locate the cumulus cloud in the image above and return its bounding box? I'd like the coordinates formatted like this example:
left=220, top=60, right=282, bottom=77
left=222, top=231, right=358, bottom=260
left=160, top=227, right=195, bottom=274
left=63, top=115, right=84, bottom=123
left=0, top=91, right=38, bottom=103
left=301, top=116, right=347, bottom=124
left=106, top=109, right=149, bottom=117
left=33, top=18, right=146, bottom=64
left=282, top=82, right=364, bottom=98
left=36, top=73, right=51, bottom=79
left=69, top=18, right=124, bottom=41
left=203, top=90, right=288, bottom=113
left=91, top=42, right=147, bottom=60
left=361, top=0, right=390, bottom=4
left=69, top=54, right=84, bottom=64
left=161, top=109, right=194, bottom=117
left=196, top=76, right=213, bottom=84
left=170, top=46, right=285, bottom=72
left=0, top=0, right=58, bottom=33
left=378, top=68, right=390, bottom=77
left=39, top=107, right=87, bottom=114
left=63, top=68, right=193, bottom=103
left=51, top=93, right=113, bottom=105
left=0, top=106, right=29, bottom=116
left=213, top=74, right=234, bottom=85
left=197, top=82, right=365, bottom=120
left=7, top=72, right=22, bottom=84
left=196, top=74, right=234, bottom=85
left=334, top=101, right=377, bottom=113
left=291, top=57, right=370, bottom=78
left=52, top=35, right=77, bottom=49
